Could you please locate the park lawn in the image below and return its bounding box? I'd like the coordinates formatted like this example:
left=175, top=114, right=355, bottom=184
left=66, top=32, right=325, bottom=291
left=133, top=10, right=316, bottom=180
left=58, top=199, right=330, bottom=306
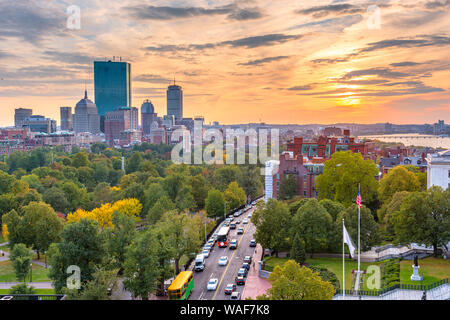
left=400, top=257, right=450, bottom=286
left=0, top=260, right=51, bottom=282
left=0, top=244, right=9, bottom=253
left=0, top=234, right=5, bottom=243
left=264, top=257, right=382, bottom=291
left=0, top=288, right=55, bottom=295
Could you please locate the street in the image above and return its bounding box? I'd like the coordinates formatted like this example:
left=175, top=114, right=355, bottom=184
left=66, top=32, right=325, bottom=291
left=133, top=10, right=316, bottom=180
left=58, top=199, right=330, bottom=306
left=189, top=207, right=257, bottom=301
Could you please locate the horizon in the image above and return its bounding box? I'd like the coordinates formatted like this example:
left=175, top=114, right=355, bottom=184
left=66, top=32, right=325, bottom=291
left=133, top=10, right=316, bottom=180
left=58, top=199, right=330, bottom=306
left=0, top=0, right=449, bottom=126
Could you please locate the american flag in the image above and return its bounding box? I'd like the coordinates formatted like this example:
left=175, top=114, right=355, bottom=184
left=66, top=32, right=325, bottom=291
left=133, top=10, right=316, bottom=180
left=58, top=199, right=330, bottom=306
left=356, top=188, right=362, bottom=208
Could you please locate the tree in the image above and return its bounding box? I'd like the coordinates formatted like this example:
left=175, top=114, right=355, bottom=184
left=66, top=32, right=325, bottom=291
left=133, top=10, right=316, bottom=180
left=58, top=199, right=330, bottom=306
left=378, top=166, right=421, bottom=204
left=238, top=166, right=263, bottom=200
left=1, top=210, right=21, bottom=248
left=319, top=199, right=345, bottom=222
left=252, top=199, right=291, bottom=257
left=156, top=211, right=200, bottom=275
left=10, top=243, right=33, bottom=282
left=48, top=219, right=104, bottom=292
left=146, top=196, right=176, bottom=224
left=336, top=205, right=380, bottom=252
left=123, top=230, right=159, bottom=300
left=224, top=181, right=246, bottom=211
left=143, top=183, right=168, bottom=214
left=60, top=181, right=88, bottom=211
left=104, top=211, right=137, bottom=272
left=0, top=171, right=15, bottom=194
left=205, top=189, right=225, bottom=218
left=290, top=233, right=306, bottom=265
left=291, top=199, right=332, bottom=257
left=377, top=191, right=410, bottom=238
left=278, top=174, right=299, bottom=201
left=315, top=151, right=379, bottom=207
left=392, top=187, right=450, bottom=256
left=257, top=260, right=335, bottom=300
left=188, top=174, right=209, bottom=210
left=43, top=187, right=70, bottom=213
left=125, top=152, right=143, bottom=174
left=72, top=152, right=90, bottom=168
left=214, top=165, right=242, bottom=191
left=9, top=283, right=36, bottom=295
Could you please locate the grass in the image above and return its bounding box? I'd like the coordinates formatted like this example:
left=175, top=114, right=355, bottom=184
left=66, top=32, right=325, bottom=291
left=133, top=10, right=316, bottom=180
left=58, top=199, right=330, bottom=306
left=0, top=260, right=51, bottom=282
left=0, top=244, right=9, bottom=253
left=264, top=257, right=382, bottom=291
left=400, top=257, right=450, bottom=286
left=0, top=288, right=55, bottom=295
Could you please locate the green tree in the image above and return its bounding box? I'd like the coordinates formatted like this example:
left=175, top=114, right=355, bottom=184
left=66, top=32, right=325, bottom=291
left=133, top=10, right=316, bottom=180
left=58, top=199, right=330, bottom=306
left=123, top=230, right=159, bottom=300
left=9, top=283, right=36, bottom=295
left=147, top=196, right=176, bottom=224
left=252, top=199, right=291, bottom=257
left=378, top=166, right=421, bottom=204
left=392, top=187, right=450, bottom=256
left=224, top=181, right=246, bottom=211
left=143, top=183, right=168, bottom=214
left=238, top=166, right=263, bottom=200
left=48, top=219, right=104, bottom=292
left=43, top=187, right=70, bottom=213
left=214, top=165, right=242, bottom=191
left=0, top=170, right=15, bottom=194
left=205, top=188, right=225, bottom=218
left=72, top=152, right=91, bottom=168
left=290, top=233, right=306, bottom=265
left=125, top=152, right=143, bottom=174
left=10, top=243, right=33, bottom=282
left=257, top=260, right=335, bottom=300
left=315, top=151, right=379, bottom=206
left=188, top=174, right=209, bottom=210
left=319, top=199, right=345, bottom=222
left=279, top=174, right=299, bottom=201
left=291, top=199, right=332, bottom=257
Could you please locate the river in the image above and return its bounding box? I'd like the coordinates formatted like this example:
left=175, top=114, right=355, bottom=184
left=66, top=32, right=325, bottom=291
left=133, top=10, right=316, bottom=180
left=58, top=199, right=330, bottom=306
left=360, top=133, right=450, bottom=149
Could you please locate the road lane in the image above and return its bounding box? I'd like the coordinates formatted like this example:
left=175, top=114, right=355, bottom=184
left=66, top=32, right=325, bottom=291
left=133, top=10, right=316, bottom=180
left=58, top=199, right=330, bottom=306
left=189, top=207, right=257, bottom=301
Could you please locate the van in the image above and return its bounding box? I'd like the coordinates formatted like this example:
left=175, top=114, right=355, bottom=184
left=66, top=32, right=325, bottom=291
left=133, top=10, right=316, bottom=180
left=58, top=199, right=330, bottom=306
left=194, top=254, right=205, bottom=272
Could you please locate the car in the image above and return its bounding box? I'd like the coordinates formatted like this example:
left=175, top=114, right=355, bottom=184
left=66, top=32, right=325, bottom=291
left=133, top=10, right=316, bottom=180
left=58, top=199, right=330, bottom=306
left=242, top=218, right=249, bottom=224
left=194, top=254, right=205, bottom=272
left=236, top=276, right=246, bottom=285
left=237, top=268, right=248, bottom=278
left=202, top=249, right=210, bottom=258
left=218, top=256, right=228, bottom=266
left=207, top=278, right=218, bottom=291
left=207, top=239, right=215, bottom=246
left=204, top=244, right=212, bottom=252
left=244, top=256, right=252, bottom=264
left=230, top=223, right=236, bottom=229
left=224, top=283, right=236, bottom=295
left=213, top=234, right=218, bottom=241
left=234, top=212, right=239, bottom=217
left=242, top=262, right=250, bottom=270
left=228, top=214, right=234, bottom=219
left=235, top=220, right=240, bottom=224
left=229, top=239, right=237, bottom=250
left=237, top=227, right=244, bottom=235
left=230, top=291, right=241, bottom=300
left=249, top=239, right=256, bottom=247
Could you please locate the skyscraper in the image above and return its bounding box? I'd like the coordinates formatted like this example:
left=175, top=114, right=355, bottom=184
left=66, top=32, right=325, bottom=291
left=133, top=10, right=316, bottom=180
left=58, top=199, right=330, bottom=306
left=14, top=108, right=33, bottom=128
left=74, top=90, right=100, bottom=134
left=141, top=99, right=157, bottom=136
left=60, top=106, right=73, bottom=131
left=167, top=81, right=183, bottom=120
left=104, top=106, right=138, bottom=145
left=94, top=59, right=132, bottom=131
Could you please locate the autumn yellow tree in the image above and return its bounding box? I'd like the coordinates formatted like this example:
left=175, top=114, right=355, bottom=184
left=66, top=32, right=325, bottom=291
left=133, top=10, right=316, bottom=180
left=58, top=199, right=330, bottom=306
left=2, top=224, right=9, bottom=242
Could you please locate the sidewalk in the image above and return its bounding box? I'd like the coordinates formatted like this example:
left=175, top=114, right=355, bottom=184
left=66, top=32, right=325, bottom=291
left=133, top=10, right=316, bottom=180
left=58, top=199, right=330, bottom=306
left=241, top=244, right=271, bottom=299
left=0, top=281, right=53, bottom=289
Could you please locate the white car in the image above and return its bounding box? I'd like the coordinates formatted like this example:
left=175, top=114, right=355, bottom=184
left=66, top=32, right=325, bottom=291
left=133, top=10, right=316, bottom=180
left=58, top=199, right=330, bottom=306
left=243, top=218, right=248, bottom=224
left=202, top=249, right=210, bottom=258
left=207, top=278, right=218, bottom=291
left=218, top=256, right=228, bottom=266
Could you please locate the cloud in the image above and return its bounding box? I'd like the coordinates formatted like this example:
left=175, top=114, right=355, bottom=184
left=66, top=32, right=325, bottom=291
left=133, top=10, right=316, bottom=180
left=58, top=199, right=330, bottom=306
left=126, top=4, right=264, bottom=21
left=289, top=14, right=363, bottom=31
left=425, top=0, right=450, bottom=9
left=134, top=74, right=172, bottom=84
left=287, top=84, right=316, bottom=91
left=43, top=51, right=96, bottom=65
left=390, top=61, right=422, bottom=67
left=144, top=33, right=303, bottom=52
left=0, top=0, right=66, bottom=44
left=296, top=4, right=364, bottom=18
left=342, top=67, right=410, bottom=80
left=238, top=55, right=290, bottom=66
left=360, top=35, right=450, bottom=53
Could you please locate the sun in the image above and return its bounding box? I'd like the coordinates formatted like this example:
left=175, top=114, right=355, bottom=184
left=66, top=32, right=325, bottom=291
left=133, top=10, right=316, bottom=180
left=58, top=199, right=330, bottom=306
left=338, top=96, right=361, bottom=106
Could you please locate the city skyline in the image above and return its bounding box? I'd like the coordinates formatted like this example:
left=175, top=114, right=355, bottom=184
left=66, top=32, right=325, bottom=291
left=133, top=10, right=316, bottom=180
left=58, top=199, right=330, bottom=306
left=0, top=0, right=449, bottom=127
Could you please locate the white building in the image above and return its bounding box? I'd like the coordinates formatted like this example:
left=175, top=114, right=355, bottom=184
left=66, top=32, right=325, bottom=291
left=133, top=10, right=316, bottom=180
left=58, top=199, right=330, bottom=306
left=264, top=160, right=279, bottom=203
left=427, top=150, right=450, bottom=190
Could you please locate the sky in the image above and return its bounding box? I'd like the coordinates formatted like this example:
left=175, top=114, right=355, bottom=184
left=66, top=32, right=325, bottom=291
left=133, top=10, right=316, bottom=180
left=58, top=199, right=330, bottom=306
left=0, top=0, right=449, bottom=126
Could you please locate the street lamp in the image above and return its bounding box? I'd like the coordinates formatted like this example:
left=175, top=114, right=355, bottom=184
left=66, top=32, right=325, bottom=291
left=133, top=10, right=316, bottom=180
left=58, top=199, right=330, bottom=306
left=30, top=263, right=33, bottom=282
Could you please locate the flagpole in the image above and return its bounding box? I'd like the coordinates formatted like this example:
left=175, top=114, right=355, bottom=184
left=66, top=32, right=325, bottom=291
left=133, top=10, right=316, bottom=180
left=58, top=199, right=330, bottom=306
left=358, top=183, right=361, bottom=276
left=343, top=218, right=345, bottom=298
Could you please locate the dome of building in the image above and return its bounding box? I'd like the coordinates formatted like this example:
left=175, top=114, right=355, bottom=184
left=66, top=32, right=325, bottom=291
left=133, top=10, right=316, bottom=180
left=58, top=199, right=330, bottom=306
left=141, top=99, right=154, bottom=114
left=75, top=90, right=98, bottom=114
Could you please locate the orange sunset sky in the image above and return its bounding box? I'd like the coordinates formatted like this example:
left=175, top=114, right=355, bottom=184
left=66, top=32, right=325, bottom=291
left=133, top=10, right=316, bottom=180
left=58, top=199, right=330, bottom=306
left=0, top=0, right=449, bottom=127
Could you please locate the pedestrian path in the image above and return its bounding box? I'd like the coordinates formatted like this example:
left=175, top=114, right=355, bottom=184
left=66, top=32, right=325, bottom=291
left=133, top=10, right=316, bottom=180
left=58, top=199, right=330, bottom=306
left=0, top=281, right=53, bottom=289
left=241, top=244, right=271, bottom=299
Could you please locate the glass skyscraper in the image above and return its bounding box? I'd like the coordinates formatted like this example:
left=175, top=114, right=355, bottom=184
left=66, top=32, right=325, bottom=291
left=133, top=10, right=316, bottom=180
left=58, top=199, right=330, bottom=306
left=167, top=82, right=183, bottom=120
left=94, top=60, right=132, bottom=130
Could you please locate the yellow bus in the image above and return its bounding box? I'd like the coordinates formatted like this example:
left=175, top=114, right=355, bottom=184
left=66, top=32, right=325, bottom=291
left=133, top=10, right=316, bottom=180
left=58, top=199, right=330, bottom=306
left=167, top=271, right=194, bottom=300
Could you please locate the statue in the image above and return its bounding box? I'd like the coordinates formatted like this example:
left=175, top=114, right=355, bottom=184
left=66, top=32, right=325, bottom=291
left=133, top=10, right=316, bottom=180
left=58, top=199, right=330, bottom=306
left=411, top=254, right=422, bottom=281
left=414, top=254, right=419, bottom=267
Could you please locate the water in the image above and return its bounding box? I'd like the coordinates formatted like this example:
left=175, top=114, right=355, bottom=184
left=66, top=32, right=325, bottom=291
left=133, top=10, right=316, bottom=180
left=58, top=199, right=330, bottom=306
left=360, top=134, right=450, bottom=149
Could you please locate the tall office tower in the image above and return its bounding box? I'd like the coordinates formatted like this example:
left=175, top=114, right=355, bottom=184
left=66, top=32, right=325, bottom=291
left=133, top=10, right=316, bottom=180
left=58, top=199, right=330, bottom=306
left=167, top=81, right=183, bottom=120
left=104, top=106, right=138, bottom=145
left=141, top=99, right=157, bottom=136
left=14, top=108, right=33, bottom=128
left=74, top=90, right=100, bottom=134
left=94, top=59, right=132, bottom=131
left=60, top=107, right=73, bottom=131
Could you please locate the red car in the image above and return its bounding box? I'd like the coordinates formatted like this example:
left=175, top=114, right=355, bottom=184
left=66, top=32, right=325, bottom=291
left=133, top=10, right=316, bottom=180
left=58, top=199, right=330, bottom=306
left=224, top=283, right=236, bottom=294
left=236, top=276, right=246, bottom=285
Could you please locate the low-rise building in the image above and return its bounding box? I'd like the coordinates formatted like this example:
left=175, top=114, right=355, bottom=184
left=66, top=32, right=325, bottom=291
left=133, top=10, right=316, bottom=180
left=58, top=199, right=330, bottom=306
left=427, top=150, right=450, bottom=190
